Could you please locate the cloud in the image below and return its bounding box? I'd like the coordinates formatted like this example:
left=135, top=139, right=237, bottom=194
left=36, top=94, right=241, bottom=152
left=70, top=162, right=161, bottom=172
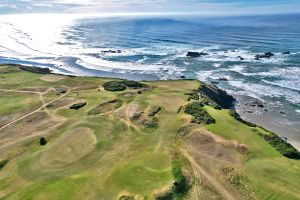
left=0, top=0, right=299, bottom=15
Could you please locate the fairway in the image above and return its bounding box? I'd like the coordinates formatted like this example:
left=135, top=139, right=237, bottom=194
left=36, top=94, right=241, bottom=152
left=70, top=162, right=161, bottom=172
left=0, top=65, right=299, bottom=200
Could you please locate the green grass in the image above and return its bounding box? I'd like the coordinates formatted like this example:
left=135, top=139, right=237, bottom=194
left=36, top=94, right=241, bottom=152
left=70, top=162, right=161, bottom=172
left=205, top=107, right=300, bottom=200
left=0, top=65, right=299, bottom=200
left=0, top=93, right=41, bottom=116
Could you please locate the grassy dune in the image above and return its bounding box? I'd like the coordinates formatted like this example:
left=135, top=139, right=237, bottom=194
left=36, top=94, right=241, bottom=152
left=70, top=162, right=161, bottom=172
left=0, top=65, right=299, bottom=200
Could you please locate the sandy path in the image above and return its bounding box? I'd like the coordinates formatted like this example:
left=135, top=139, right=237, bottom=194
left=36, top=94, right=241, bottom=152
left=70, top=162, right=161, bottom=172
left=180, top=148, right=237, bottom=200
left=0, top=89, right=41, bottom=94
left=0, top=88, right=73, bottom=132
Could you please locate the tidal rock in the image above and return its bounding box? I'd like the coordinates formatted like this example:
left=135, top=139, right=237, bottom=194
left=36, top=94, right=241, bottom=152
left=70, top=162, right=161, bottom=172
left=255, top=52, right=275, bottom=60
left=237, top=56, right=245, bottom=60
left=187, top=52, right=209, bottom=57
left=218, top=77, right=229, bottom=81
left=283, top=51, right=290, bottom=55
left=101, top=50, right=121, bottom=54
left=211, top=81, right=219, bottom=85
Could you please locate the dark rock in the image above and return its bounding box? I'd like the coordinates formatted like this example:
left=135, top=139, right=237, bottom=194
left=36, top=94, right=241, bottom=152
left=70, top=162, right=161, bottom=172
left=199, top=84, right=235, bottom=109
left=255, top=52, right=275, bottom=60
left=101, top=50, right=121, bottom=54
left=237, top=56, right=245, bottom=60
left=283, top=51, right=290, bottom=55
left=265, top=52, right=274, bottom=57
left=280, top=111, right=286, bottom=114
left=70, top=102, right=87, bottom=110
left=257, top=104, right=264, bottom=108
left=245, top=110, right=253, bottom=113
left=218, top=77, right=229, bottom=81
left=187, top=51, right=209, bottom=57
left=211, top=81, right=219, bottom=85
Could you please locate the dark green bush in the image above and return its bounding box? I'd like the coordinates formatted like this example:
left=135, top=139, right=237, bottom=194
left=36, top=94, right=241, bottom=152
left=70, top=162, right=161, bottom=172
left=0, top=160, right=8, bottom=170
left=148, top=106, right=161, bottom=117
left=120, top=80, right=145, bottom=88
left=172, top=159, right=189, bottom=196
left=103, top=81, right=126, bottom=91
left=257, top=132, right=300, bottom=160
left=228, top=110, right=256, bottom=127
left=103, top=80, right=147, bottom=92
left=185, top=102, right=215, bottom=125
left=40, top=137, right=48, bottom=146
left=185, top=90, right=199, bottom=101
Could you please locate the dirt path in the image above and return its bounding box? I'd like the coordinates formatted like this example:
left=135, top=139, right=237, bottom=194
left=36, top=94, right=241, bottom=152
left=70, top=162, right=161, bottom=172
left=180, top=148, right=237, bottom=200
left=0, top=89, right=42, bottom=94
left=0, top=88, right=73, bottom=132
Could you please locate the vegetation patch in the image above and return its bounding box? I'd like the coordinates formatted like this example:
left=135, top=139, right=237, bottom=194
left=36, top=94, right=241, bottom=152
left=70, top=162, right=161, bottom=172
left=103, top=81, right=126, bottom=91
left=120, top=80, right=146, bottom=89
left=156, top=156, right=190, bottom=199
left=103, top=80, right=148, bottom=92
left=228, top=110, right=256, bottom=127
left=185, top=102, right=215, bottom=125
left=256, top=131, right=300, bottom=160
left=40, top=137, right=48, bottom=146
left=0, top=160, right=9, bottom=170
left=185, top=90, right=199, bottom=101
left=88, top=99, right=123, bottom=115
left=222, top=168, right=257, bottom=200
left=148, top=106, right=161, bottom=117
left=119, top=195, right=135, bottom=200
left=229, top=110, right=300, bottom=160
left=19, top=66, right=51, bottom=74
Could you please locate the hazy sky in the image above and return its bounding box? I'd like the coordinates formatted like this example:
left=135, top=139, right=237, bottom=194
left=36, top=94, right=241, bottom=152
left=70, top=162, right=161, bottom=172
left=0, top=0, right=300, bottom=15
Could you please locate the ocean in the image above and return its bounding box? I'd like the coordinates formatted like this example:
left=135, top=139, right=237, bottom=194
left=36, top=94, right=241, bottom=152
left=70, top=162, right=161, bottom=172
left=0, top=13, right=300, bottom=148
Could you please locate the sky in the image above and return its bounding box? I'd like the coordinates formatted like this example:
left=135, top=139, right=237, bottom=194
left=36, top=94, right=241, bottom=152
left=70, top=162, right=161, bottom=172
left=0, top=0, right=300, bottom=16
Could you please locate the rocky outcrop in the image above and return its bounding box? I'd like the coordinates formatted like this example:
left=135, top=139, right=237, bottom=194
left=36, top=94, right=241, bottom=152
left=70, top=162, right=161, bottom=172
left=101, top=50, right=121, bottom=54
left=199, top=84, right=235, bottom=109
left=255, top=52, right=274, bottom=60
left=237, top=56, right=245, bottom=60
left=186, top=52, right=209, bottom=57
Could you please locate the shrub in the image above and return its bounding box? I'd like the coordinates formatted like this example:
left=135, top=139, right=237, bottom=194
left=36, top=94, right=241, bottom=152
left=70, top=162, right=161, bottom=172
left=103, top=80, right=147, bottom=92
left=257, top=132, right=300, bottom=160
left=103, top=81, right=126, bottom=92
left=228, top=110, right=256, bottom=127
left=185, top=102, right=215, bottom=125
left=120, top=80, right=145, bottom=88
left=148, top=106, right=161, bottom=117
left=40, top=137, right=48, bottom=146
left=185, top=90, right=199, bottom=101
left=0, top=160, right=8, bottom=170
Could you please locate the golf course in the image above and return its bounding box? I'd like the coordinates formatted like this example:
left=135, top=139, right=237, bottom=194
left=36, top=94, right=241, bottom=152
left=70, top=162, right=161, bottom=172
left=0, top=64, right=299, bottom=200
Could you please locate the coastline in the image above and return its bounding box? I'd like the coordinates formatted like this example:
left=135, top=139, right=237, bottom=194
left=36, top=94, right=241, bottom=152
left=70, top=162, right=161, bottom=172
left=235, top=95, right=300, bottom=150
left=2, top=63, right=299, bottom=151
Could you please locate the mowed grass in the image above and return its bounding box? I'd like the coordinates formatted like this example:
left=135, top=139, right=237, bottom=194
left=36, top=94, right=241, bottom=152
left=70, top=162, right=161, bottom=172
left=1, top=65, right=300, bottom=200
left=0, top=93, right=41, bottom=116
left=0, top=68, right=195, bottom=199
left=206, top=107, right=300, bottom=200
